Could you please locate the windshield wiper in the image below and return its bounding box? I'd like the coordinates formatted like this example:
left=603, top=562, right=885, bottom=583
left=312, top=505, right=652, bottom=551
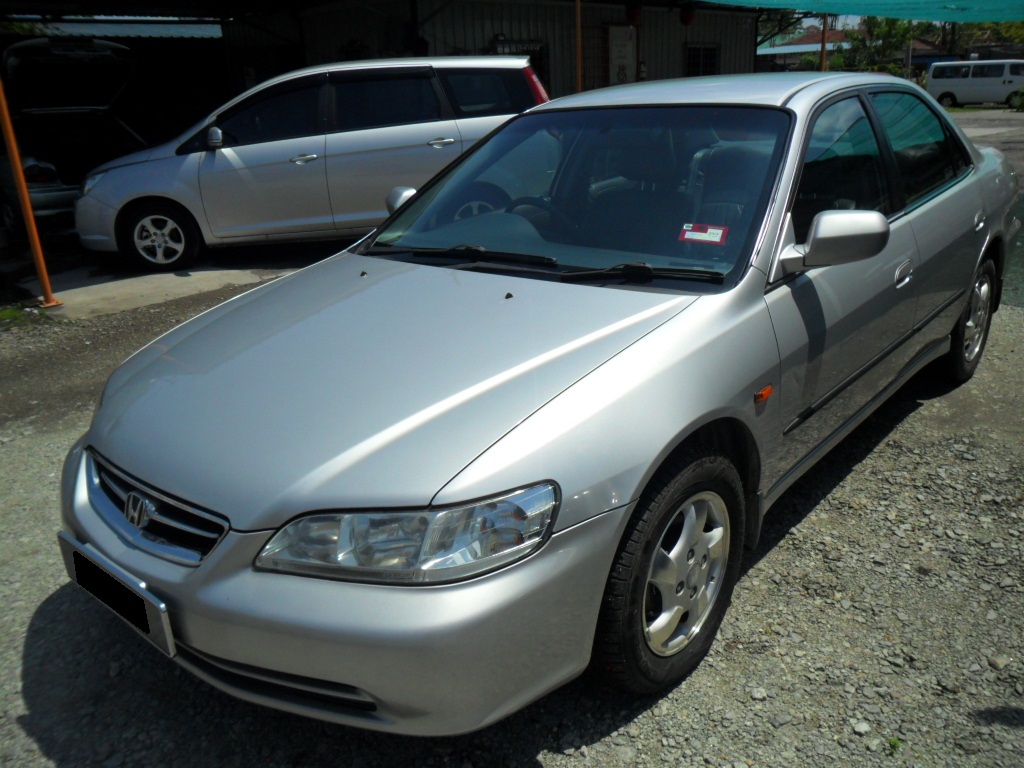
left=365, top=243, right=559, bottom=268
left=559, top=262, right=725, bottom=285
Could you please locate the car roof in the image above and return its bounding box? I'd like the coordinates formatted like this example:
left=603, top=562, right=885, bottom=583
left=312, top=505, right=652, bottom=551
left=259, top=55, right=531, bottom=87
left=532, top=72, right=905, bottom=111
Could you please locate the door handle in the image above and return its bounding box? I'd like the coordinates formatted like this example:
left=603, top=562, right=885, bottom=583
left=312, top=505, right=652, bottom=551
left=895, top=259, right=913, bottom=289
left=290, top=154, right=319, bottom=164
left=427, top=138, right=456, bottom=148
left=974, top=209, right=986, bottom=232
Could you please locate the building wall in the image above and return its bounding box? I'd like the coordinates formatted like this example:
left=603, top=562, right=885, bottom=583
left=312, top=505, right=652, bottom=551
left=225, top=1, right=758, bottom=99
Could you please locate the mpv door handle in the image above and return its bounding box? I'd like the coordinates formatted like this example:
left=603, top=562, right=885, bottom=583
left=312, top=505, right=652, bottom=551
left=290, top=154, right=319, bottom=164
left=428, top=138, right=457, bottom=148
left=895, top=259, right=913, bottom=289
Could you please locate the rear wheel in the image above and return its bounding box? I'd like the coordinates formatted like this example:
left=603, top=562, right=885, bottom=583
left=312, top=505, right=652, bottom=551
left=593, top=449, right=744, bottom=694
left=945, top=258, right=996, bottom=383
left=117, top=201, right=200, bottom=272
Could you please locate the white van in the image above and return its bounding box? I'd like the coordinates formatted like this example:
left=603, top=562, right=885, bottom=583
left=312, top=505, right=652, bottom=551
left=927, top=59, right=1024, bottom=107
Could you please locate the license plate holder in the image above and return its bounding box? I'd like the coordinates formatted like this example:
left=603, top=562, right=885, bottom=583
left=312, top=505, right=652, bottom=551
left=58, top=532, right=176, bottom=657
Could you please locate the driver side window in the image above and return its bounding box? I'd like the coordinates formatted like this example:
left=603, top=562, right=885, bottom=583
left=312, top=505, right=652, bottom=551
left=218, top=77, right=325, bottom=147
left=793, top=97, right=890, bottom=243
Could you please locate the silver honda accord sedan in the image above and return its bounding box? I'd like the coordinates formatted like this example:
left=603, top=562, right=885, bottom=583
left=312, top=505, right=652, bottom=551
left=59, top=72, right=1020, bottom=736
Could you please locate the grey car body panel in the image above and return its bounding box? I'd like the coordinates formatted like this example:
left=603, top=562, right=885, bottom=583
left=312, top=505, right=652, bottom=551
left=90, top=254, right=694, bottom=529
left=62, top=72, right=1020, bottom=736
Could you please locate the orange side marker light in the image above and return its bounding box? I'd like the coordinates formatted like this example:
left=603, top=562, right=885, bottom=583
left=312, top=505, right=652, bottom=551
left=754, top=384, right=774, bottom=404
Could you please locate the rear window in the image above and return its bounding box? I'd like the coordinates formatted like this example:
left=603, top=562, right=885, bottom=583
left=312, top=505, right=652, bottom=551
left=437, top=68, right=535, bottom=119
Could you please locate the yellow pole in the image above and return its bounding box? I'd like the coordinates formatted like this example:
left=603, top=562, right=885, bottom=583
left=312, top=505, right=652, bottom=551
left=0, top=67, right=61, bottom=308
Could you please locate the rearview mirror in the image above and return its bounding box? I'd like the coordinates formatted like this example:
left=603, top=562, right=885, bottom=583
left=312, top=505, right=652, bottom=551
left=386, top=186, right=416, bottom=214
left=206, top=126, right=223, bottom=150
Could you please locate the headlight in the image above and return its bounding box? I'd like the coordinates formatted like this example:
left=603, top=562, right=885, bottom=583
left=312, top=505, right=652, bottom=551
left=255, top=483, right=558, bottom=584
left=81, top=172, right=105, bottom=196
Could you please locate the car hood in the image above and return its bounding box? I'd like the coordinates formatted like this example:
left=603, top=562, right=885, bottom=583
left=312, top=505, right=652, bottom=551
left=89, top=253, right=696, bottom=530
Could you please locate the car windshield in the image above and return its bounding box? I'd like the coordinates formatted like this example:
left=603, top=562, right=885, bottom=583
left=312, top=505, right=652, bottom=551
left=366, top=105, right=790, bottom=287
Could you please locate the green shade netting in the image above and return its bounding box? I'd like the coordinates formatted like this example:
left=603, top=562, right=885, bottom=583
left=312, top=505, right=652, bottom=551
left=711, top=0, right=1024, bottom=22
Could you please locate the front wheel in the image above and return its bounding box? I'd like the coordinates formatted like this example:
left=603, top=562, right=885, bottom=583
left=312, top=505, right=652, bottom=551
left=592, top=449, right=744, bottom=694
left=944, top=259, right=996, bottom=383
left=937, top=92, right=957, bottom=108
left=118, top=202, right=200, bottom=272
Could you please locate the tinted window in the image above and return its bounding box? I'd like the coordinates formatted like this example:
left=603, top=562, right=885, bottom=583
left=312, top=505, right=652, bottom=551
left=218, top=79, right=323, bottom=147
left=332, top=74, right=442, bottom=132
left=869, top=92, right=963, bottom=206
left=971, top=64, right=1005, bottom=78
left=1011, top=64, right=1024, bottom=76
left=793, top=97, right=889, bottom=243
left=372, top=106, right=790, bottom=284
left=437, top=69, right=534, bottom=118
left=932, top=64, right=969, bottom=79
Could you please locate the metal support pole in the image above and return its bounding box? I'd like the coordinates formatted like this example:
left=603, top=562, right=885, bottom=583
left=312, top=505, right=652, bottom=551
left=819, top=14, right=828, bottom=72
left=0, top=68, right=61, bottom=308
left=575, top=0, right=582, bottom=93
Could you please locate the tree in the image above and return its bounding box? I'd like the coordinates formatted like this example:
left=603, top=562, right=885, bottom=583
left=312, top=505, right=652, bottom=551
left=844, top=17, right=921, bottom=72
left=757, top=10, right=815, bottom=47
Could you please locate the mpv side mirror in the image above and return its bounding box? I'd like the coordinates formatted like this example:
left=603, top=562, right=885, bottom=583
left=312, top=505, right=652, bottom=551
left=775, top=210, right=890, bottom=278
left=206, top=126, right=223, bottom=150
left=386, top=186, right=416, bottom=214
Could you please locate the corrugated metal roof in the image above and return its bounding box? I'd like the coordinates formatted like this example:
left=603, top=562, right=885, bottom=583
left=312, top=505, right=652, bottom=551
left=758, top=43, right=847, bottom=56
left=40, top=20, right=221, bottom=39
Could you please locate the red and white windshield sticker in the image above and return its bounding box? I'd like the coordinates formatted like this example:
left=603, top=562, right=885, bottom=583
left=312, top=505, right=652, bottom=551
left=679, top=224, right=729, bottom=245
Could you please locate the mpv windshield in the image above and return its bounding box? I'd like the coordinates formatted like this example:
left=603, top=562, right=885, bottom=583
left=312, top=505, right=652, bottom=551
left=368, top=106, right=790, bottom=286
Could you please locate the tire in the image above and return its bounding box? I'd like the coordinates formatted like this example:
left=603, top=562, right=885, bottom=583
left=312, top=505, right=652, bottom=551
left=945, top=259, right=996, bottom=383
left=117, top=201, right=201, bottom=272
left=593, top=449, right=744, bottom=694
left=938, top=93, right=957, bottom=108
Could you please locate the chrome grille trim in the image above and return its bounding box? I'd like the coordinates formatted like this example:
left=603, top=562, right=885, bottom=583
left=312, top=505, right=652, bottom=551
left=87, top=449, right=229, bottom=566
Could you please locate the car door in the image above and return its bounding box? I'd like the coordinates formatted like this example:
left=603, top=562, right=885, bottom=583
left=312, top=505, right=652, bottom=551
left=199, top=74, right=332, bottom=239
left=325, top=68, right=461, bottom=232
left=436, top=67, right=540, bottom=147
left=969, top=63, right=1007, bottom=104
left=765, top=95, right=919, bottom=473
left=867, top=90, right=984, bottom=340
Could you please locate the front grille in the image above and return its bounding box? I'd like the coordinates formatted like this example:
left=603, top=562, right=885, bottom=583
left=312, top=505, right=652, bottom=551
left=88, top=450, right=228, bottom=566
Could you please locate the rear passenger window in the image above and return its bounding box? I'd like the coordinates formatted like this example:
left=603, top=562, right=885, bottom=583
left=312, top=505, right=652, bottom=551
left=332, top=73, right=442, bottom=132
left=437, top=69, right=534, bottom=118
left=971, top=64, right=1004, bottom=78
left=793, top=97, right=889, bottom=243
left=1011, top=64, right=1024, bottom=76
left=869, top=92, right=966, bottom=206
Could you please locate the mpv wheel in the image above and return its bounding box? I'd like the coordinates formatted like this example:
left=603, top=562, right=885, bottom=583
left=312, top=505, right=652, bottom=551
left=946, top=259, right=995, bottom=383
left=593, top=449, right=744, bottom=694
left=937, top=93, right=957, bottom=108
left=119, top=202, right=200, bottom=271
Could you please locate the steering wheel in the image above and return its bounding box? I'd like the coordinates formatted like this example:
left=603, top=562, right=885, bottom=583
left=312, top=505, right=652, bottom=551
left=507, top=196, right=577, bottom=234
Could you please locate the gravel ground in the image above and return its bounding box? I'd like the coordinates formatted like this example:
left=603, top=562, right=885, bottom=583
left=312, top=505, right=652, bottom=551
left=0, top=111, right=1022, bottom=768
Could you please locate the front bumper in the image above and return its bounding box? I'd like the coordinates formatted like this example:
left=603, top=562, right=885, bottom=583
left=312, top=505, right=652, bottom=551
left=74, top=193, right=119, bottom=252
left=60, top=442, right=630, bottom=736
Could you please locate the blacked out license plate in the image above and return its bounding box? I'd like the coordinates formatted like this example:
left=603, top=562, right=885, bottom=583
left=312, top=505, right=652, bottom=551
left=58, top=532, right=176, bottom=657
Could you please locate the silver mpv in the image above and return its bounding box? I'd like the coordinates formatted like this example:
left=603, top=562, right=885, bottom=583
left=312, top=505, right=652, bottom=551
left=59, top=72, right=1020, bottom=736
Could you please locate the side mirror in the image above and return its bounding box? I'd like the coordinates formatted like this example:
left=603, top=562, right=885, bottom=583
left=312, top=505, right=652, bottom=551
left=386, top=186, right=416, bottom=214
left=775, top=210, right=890, bottom=278
left=206, top=126, right=223, bottom=150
